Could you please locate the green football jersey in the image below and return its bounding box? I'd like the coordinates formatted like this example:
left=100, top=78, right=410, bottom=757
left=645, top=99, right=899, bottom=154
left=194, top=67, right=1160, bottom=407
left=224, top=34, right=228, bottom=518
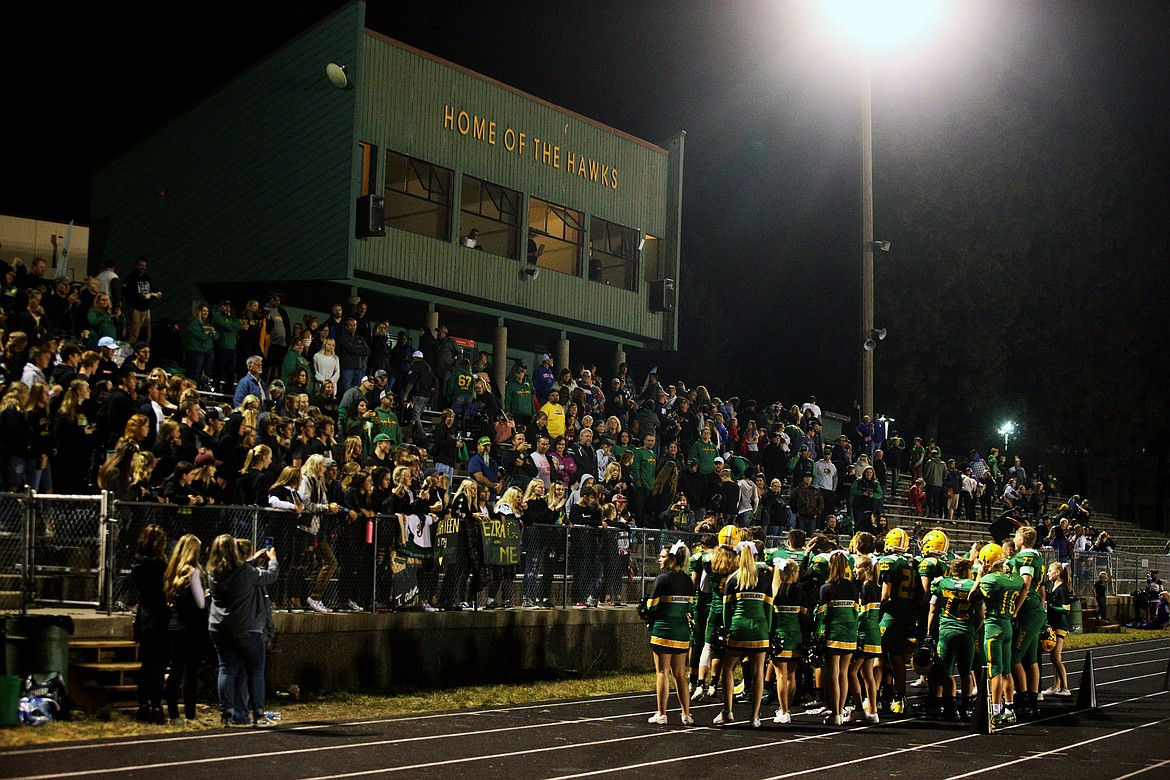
left=878, top=553, right=916, bottom=607
left=1009, top=548, right=1045, bottom=609
left=978, top=571, right=1024, bottom=618
left=932, top=576, right=977, bottom=635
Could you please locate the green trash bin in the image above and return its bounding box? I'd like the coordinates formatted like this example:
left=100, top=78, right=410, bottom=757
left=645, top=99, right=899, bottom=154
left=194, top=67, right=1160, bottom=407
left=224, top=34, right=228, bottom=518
left=0, top=674, right=20, bottom=727
left=1070, top=596, right=1083, bottom=634
left=3, top=615, right=75, bottom=687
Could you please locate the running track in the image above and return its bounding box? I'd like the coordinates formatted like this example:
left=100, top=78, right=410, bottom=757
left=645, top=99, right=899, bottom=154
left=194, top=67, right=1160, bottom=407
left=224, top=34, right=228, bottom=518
left=3, top=637, right=1168, bottom=780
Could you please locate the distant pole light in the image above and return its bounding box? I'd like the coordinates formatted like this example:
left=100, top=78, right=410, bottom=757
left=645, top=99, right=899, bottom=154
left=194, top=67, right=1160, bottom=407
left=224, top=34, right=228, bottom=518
left=997, top=420, right=1016, bottom=451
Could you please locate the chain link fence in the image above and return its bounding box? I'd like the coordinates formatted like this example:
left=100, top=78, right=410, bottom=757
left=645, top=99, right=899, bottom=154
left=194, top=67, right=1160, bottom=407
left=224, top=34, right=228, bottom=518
left=0, top=493, right=28, bottom=610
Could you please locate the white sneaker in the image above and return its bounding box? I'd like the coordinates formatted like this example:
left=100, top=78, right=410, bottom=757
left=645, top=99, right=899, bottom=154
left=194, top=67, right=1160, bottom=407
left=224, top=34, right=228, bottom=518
left=751, top=717, right=762, bottom=728
left=774, top=710, right=791, bottom=724
left=910, top=678, right=927, bottom=688
left=1036, top=690, right=1044, bottom=701
left=307, top=597, right=331, bottom=613
left=647, top=713, right=667, bottom=725
left=1058, top=688, right=1072, bottom=697
left=344, top=600, right=364, bottom=612
left=681, top=713, right=695, bottom=726
left=705, top=685, right=717, bottom=699
left=865, top=711, right=880, bottom=724
left=713, top=711, right=735, bottom=726
left=805, top=705, right=829, bottom=716
left=842, top=705, right=854, bottom=720
left=691, top=684, right=705, bottom=702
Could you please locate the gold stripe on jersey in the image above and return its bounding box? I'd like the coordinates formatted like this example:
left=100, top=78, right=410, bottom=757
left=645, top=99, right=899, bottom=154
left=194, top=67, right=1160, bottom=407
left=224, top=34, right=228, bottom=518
left=825, top=639, right=857, bottom=650
left=663, top=596, right=693, bottom=604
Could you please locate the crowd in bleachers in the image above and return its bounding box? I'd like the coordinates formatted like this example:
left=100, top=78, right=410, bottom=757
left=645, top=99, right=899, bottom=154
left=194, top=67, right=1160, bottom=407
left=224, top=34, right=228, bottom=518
left=0, top=254, right=1133, bottom=616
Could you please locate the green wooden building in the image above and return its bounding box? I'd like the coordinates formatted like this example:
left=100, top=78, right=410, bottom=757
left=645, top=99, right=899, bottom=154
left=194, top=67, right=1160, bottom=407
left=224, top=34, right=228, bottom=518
left=90, top=2, right=683, bottom=380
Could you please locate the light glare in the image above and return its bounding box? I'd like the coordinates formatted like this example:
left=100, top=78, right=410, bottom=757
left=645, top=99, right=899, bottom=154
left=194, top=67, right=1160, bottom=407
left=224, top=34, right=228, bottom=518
left=818, top=0, right=947, bottom=50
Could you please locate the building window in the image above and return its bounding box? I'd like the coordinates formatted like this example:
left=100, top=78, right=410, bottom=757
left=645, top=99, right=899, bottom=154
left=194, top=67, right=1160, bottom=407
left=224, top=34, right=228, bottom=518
left=460, top=176, right=520, bottom=259
left=589, top=217, right=639, bottom=290
left=384, top=150, right=453, bottom=241
left=528, top=197, right=583, bottom=277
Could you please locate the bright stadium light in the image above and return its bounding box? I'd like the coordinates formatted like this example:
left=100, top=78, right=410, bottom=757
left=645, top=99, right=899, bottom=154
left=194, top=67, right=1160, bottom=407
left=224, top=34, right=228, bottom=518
left=818, top=0, right=947, bottom=51
left=997, top=420, right=1016, bottom=451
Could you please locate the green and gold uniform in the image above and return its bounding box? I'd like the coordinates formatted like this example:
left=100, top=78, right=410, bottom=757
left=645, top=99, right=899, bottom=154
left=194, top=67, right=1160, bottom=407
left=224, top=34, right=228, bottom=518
left=723, top=564, right=773, bottom=651
left=689, top=550, right=711, bottom=650
left=1009, top=548, right=1047, bottom=666
left=647, top=570, right=695, bottom=652
left=878, top=552, right=917, bottom=657
left=704, top=557, right=733, bottom=645
left=771, top=585, right=810, bottom=662
left=816, top=579, right=860, bottom=653
left=1047, top=581, right=1071, bottom=638
left=932, top=575, right=977, bottom=676
left=856, top=580, right=883, bottom=656
left=978, top=570, right=1024, bottom=677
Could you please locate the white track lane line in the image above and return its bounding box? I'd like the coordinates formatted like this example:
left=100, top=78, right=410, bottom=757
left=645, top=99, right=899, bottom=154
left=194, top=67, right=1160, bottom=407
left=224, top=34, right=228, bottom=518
left=1113, top=757, right=1170, bottom=779
left=941, top=715, right=1170, bottom=780
left=3, top=703, right=688, bottom=780
left=0, top=690, right=657, bottom=756
left=547, top=686, right=1169, bottom=780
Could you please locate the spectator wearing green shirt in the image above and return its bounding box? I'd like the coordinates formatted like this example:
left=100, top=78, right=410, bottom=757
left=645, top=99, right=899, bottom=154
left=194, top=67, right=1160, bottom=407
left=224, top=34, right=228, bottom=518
left=182, top=303, right=218, bottom=387
left=86, top=291, right=125, bottom=346
left=688, top=426, right=719, bottom=474
left=211, top=300, right=243, bottom=391
left=373, top=392, right=403, bottom=446
left=504, top=364, right=536, bottom=427
left=282, top=337, right=312, bottom=388
left=631, top=432, right=658, bottom=526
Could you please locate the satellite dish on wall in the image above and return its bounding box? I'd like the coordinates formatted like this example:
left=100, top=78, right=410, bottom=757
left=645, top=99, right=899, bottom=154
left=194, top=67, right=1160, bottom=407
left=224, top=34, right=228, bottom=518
left=325, top=63, right=350, bottom=89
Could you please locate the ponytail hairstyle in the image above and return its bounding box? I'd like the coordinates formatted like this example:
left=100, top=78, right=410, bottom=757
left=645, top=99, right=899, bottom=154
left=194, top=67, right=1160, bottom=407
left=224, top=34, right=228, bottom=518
left=735, top=542, right=759, bottom=588
left=772, top=556, right=799, bottom=597
left=240, top=444, right=272, bottom=475
left=827, top=550, right=850, bottom=583
left=663, top=539, right=689, bottom=570
left=1048, top=561, right=1070, bottom=588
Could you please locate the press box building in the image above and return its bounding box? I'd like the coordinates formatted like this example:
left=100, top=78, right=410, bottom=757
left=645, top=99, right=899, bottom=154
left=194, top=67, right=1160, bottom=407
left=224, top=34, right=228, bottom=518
left=91, top=2, right=683, bottom=384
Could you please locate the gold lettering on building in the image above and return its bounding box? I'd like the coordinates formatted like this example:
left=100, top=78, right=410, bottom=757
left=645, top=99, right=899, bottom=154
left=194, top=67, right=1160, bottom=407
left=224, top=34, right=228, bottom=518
left=441, top=104, right=618, bottom=190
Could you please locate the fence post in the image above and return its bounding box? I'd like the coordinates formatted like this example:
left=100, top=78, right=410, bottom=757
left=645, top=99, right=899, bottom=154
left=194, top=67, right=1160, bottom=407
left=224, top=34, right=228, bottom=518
left=371, top=515, right=380, bottom=613
left=562, top=524, right=570, bottom=609
left=105, top=501, right=118, bottom=616
left=21, top=488, right=34, bottom=616
left=97, top=490, right=109, bottom=616
left=640, top=529, right=648, bottom=603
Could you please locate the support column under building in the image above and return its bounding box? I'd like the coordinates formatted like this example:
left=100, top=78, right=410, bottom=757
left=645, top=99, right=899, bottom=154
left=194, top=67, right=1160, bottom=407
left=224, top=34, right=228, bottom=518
left=614, top=343, right=627, bottom=378
left=493, top=321, right=508, bottom=394
left=556, top=331, right=570, bottom=374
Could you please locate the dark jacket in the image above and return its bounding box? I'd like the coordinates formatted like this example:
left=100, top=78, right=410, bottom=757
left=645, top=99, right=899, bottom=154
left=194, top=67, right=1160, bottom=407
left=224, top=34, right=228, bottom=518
left=130, top=554, right=170, bottom=636
left=209, top=560, right=278, bottom=640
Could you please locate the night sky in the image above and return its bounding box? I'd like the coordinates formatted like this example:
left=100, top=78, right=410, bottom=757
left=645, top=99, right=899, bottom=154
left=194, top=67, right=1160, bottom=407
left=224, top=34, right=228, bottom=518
left=4, top=0, right=1169, bottom=456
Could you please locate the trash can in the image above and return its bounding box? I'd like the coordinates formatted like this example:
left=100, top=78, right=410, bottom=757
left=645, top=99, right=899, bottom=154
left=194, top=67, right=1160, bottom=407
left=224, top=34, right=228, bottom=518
left=1070, top=596, right=1083, bottom=634
left=0, top=675, right=20, bottom=727
left=3, top=615, right=75, bottom=687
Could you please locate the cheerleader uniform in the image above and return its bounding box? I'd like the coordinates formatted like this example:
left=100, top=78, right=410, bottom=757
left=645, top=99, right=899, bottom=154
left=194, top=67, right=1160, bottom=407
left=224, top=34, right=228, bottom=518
left=816, top=579, right=860, bottom=653
left=856, top=580, right=882, bottom=657
left=689, top=549, right=711, bottom=653
left=1047, top=580, right=1071, bottom=639
left=723, top=564, right=773, bottom=652
left=648, top=570, right=695, bottom=653
left=770, top=584, right=809, bottom=662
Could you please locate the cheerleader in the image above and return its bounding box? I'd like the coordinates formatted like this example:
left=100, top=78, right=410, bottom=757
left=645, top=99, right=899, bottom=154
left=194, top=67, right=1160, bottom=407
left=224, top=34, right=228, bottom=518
left=769, top=558, right=808, bottom=723
left=849, top=554, right=882, bottom=723
left=699, top=526, right=741, bottom=701
left=816, top=550, right=858, bottom=726
left=688, top=533, right=717, bottom=700
left=646, top=541, right=696, bottom=725
left=1043, top=562, right=1072, bottom=696
left=715, top=541, right=772, bottom=728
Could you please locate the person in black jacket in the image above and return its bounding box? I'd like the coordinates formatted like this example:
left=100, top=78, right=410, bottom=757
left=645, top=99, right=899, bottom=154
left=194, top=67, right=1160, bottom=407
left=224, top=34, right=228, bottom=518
left=131, top=523, right=170, bottom=723
left=163, top=533, right=209, bottom=725
left=207, top=533, right=279, bottom=727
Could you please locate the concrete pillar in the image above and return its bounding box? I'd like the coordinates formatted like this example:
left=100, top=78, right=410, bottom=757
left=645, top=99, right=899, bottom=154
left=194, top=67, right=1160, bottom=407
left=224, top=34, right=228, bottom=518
left=614, top=343, right=627, bottom=378
left=493, top=321, right=508, bottom=394
left=556, top=331, right=570, bottom=374
left=425, top=308, right=439, bottom=335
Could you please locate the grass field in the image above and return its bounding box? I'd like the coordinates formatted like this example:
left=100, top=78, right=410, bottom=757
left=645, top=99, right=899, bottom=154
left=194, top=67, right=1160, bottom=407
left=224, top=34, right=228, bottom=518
left=1, top=628, right=1161, bottom=748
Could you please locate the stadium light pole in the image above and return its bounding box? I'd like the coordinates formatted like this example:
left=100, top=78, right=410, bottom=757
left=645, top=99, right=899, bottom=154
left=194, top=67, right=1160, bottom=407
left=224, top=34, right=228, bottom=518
left=818, top=0, right=944, bottom=419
